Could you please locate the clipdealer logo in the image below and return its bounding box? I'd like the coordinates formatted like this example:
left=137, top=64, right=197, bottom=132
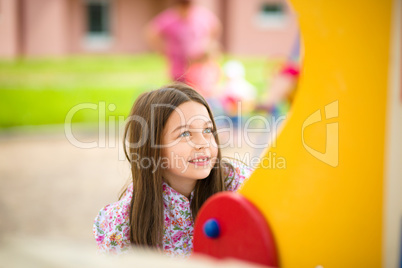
left=301, top=100, right=339, bottom=167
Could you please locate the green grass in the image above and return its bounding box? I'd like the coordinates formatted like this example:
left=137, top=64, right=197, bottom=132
left=0, top=54, right=270, bottom=128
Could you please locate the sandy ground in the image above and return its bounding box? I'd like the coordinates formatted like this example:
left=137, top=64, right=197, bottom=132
left=0, top=125, right=268, bottom=249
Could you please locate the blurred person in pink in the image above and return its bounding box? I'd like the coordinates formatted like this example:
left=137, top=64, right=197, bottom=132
left=146, top=0, right=222, bottom=97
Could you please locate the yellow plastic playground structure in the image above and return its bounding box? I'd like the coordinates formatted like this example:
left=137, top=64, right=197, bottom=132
left=238, top=0, right=401, bottom=267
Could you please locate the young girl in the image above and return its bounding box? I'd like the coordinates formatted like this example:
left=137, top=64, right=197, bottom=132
left=93, top=83, right=253, bottom=257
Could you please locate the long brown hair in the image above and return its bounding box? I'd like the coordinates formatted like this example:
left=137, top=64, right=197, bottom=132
left=123, top=83, right=231, bottom=249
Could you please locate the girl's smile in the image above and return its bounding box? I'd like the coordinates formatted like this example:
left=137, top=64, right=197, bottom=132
left=188, top=156, right=211, bottom=166
left=188, top=156, right=211, bottom=165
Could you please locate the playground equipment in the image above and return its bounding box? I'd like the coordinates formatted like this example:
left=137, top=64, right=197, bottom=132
left=193, top=0, right=401, bottom=267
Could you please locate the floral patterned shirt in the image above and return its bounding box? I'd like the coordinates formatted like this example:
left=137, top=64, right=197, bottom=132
left=93, top=159, right=253, bottom=257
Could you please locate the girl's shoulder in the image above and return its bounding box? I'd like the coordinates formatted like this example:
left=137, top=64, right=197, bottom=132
left=223, top=157, right=254, bottom=192
left=93, top=184, right=133, bottom=254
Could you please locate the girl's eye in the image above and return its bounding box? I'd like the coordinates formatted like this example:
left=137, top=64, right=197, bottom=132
left=179, top=131, right=190, bottom=138
left=203, top=127, right=213, bottom=134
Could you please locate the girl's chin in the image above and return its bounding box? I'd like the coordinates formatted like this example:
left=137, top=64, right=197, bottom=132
left=187, top=169, right=213, bottom=179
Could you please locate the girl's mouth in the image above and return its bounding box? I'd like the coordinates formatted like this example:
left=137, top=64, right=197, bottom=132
left=189, top=157, right=210, bottom=166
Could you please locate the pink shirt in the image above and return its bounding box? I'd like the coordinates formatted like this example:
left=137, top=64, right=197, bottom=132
left=93, top=159, right=253, bottom=256
left=151, top=6, right=219, bottom=81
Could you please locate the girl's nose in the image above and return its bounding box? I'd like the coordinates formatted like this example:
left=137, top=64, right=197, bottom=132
left=193, top=133, right=210, bottom=150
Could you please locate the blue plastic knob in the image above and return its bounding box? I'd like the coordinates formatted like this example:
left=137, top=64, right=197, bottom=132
left=203, top=218, right=220, bottom=239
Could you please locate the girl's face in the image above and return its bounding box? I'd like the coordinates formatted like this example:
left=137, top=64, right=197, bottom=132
left=161, top=101, right=218, bottom=188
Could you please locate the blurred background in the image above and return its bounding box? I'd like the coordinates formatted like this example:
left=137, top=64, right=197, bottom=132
left=0, top=0, right=301, bottom=262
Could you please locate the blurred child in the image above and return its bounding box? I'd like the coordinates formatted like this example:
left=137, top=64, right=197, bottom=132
left=146, top=0, right=222, bottom=90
